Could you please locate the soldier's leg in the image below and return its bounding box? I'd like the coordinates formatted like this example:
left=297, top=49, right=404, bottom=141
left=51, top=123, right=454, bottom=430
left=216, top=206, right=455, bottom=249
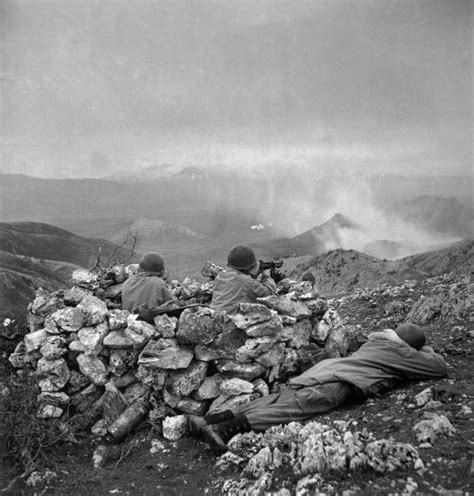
left=243, top=382, right=353, bottom=431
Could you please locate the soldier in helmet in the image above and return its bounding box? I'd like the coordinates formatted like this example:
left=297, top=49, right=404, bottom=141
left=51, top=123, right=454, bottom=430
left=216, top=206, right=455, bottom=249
left=122, top=252, right=177, bottom=314
left=210, top=245, right=276, bottom=314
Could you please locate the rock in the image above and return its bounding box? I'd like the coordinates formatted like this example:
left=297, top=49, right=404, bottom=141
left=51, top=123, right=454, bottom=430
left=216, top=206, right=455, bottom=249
left=107, top=309, right=130, bottom=330
left=255, top=343, right=286, bottom=368
left=208, top=393, right=255, bottom=415
left=91, top=419, right=108, bottom=438
left=236, top=336, right=276, bottom=363
left=252, top=378, right=269, bottom=398
left=110, top=372, right=137, bottom=389
left=193, top=374, right=223, bottom=400
left=65, top=370, right=90, bottom=394
left=304, top=298, right=329, bottom=319
left=36, top=357, right=71, bottom=391
left=324, top=325, right=364, bottom=358
left=109, top=350, right=129, bottom=376
left=124, top=315, right=158, bottom=347
left=40, top=335, right=68, bottom=360
left=177, top=306, right=219, bottom=345
left=136, top=366, right=168, bottom=390
left=37, top=404, right=63, bottom=418
left=110, top=264, right=128, bottom=283
left=24, top=329, right=49, bottom=353
left=245, top=316, right=284, bottom=338
left=414, top=387, right=433, bottom=407
left=138, top=339, right=194, bottom=369
left=180, top=277, right=201, bottom=299
left=384, top=300, right=410, bottom=316
left=78, top=323, right=109, bottom=355
left=77, top=354, right=108, bottom=386
left=228, top=303, right=274, bottom=329
left=194, top=327, right=247, bottom=361
left=37, top=391, right=70, bottom=407
left=71, top=269, right=99, bottom=289
left=63, top=287, right=88, bottom=306
left=312, top=309, right=342, bottom=343
left=153, top=314, right=178, bottom=338
left=122, top=382, right=149, bottom=404
left=70, top=384, right=102, bottom=412
left=175, top=398, right=208, bottom=416
left=215, top=360, right=266, bottom=381
left=103, top=330, right=135, bottom=348
left=287, top=319, right=312, bottom=349
left=413, top=413, right=455, bottom=443
left=51, top=307, right=86, bottom=332
left=257, top=294, right=311, bottom=319
left=28, top=288, right=64, bottom=320
left=201, top=261, right=225, bottom=279
left=77, top=294, right=108, bottom=326
left=69, top=339, right=87, bottom=353
left=408, top=283, right=474, bottom=324
left=220, top=377, right=255, bottom=396
left=166, top=361, right=208, bottom=397
left=162, top=415, right=188, bottom=440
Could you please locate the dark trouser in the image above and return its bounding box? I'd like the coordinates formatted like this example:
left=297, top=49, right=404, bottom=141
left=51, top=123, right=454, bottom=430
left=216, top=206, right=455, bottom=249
left=231, top=382, right=354, bottom=431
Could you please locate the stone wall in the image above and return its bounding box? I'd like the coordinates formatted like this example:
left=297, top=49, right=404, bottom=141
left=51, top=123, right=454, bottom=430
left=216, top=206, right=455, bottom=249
left=8, top=265, right=362, bottom=436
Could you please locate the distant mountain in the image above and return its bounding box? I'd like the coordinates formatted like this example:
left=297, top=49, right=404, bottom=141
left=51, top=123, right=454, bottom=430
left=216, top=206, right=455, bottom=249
left=286, top=238, right=474, bottom=296
left=110, top=217, right=209, bottom=247
left=392, top=196, right=474, bottom=238
left=254, top=213, right=363, bottom=258
left=0, top=222, right=138, bottom=325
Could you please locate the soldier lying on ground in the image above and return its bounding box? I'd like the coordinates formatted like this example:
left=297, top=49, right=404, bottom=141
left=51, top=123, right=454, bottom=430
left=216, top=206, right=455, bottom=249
left=188, top=323, right=447, bottom=455
left=210, top=245, right=276, bottom=314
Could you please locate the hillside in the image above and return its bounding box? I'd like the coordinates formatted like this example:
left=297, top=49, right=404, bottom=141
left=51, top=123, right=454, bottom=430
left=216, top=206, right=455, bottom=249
left=392, top=196, right=474, bottom=238
left=0, top=251, right=78, bottom=324
left=285, top=238, right=474, bottom=296
left=0, top=222, right=138, bottom=324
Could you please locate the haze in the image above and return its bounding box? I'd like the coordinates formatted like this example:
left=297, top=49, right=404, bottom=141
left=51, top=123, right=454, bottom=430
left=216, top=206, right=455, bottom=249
left=1, top=0, right=471, bottom=179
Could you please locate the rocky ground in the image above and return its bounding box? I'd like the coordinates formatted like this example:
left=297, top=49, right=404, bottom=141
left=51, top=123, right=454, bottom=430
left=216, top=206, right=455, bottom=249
left=1, top=268, right=473, bottom=496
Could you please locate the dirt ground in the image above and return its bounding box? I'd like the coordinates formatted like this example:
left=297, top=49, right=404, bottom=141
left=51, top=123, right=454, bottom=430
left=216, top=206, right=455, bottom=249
left=2, top=278, right=473, bottom=496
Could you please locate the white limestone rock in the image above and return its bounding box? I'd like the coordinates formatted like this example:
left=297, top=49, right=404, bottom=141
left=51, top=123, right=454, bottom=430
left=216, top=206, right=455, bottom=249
left=228, top=303, right=275, bottom=330
left=257, top=294, right=311, bottom=319
left=162, top=415, right=188, bottom=441
left=108, top=309, right=130, bottom=330
left=24, top=329, right=49, bottom=353
left=138, top=338, right=193, bottom=370
left=78, top=323, right=109, bottom=356
left=153, top=314, right=178, bottom=338
left=124, top=315, right=158, bottom=347
left=36, top=357, right=71, bottom=392
left=40, top=335, right=68, bottom=360
left=166, top=361, right=208, bottom=397
left=245, top=316, right=284, bottom=338
left=220, top=378, right=255, bottom=396
left=235, top=336, right=276, bottom=363
left=77, top=354, right=108, bottom=386
left=78, top=294, right=108, bottom=326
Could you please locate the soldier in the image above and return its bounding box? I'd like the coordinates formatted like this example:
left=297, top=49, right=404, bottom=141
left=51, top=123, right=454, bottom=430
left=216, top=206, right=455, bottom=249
left=122, top=252, right=177, bottom=313
left=210, top=245, right=276, bottom=314
left=189, top=323, right=447, bottom=454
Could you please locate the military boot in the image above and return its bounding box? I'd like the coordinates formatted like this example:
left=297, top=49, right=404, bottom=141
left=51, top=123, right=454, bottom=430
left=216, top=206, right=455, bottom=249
left=201, top=413, right=252, bottom=455
left=187, top=409, right=234, bottom=438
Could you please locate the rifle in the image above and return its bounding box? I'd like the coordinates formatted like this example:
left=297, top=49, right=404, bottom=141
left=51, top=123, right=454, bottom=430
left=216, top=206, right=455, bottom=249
left=258, top=259, right=285, bottom=283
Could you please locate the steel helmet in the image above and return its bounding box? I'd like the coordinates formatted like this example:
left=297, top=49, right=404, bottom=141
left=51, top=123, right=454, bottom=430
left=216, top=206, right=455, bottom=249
left=227, top=245, right=258, bottom=271
left=139, top=252, right=165, bottom=274
left=395, top=323, right=426, bottom=350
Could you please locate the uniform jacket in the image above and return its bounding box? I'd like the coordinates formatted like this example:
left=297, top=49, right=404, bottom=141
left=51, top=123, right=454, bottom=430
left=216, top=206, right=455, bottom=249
left=122, top=271, right=175, bottom=313
left=289, top=329, right=447, bottom=397
left=211, top=269, right=277, bottom=314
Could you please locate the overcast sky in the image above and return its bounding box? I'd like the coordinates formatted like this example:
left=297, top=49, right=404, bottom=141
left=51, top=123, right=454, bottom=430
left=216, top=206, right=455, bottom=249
left=1, top=0, right=472, bottom=178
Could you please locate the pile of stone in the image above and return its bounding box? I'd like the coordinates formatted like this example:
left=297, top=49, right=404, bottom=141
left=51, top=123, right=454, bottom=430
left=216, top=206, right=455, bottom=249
left=220, top=420, right=424, bottom=494
left=8, top=265, right=356, bottom=439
